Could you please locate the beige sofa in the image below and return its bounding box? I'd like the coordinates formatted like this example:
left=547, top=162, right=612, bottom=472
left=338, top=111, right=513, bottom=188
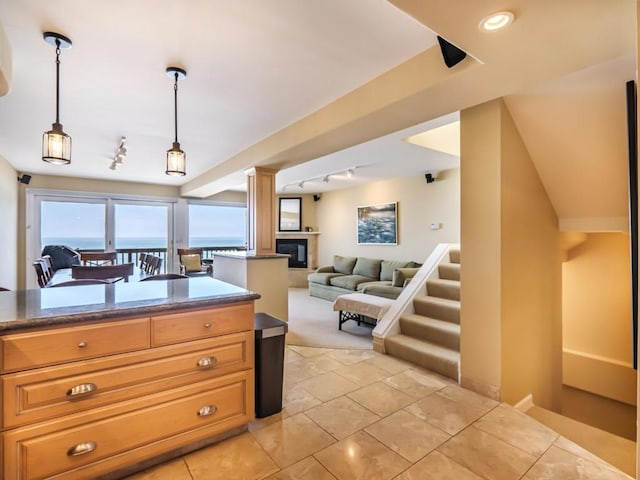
left=307, top=255, right=420, bottom=301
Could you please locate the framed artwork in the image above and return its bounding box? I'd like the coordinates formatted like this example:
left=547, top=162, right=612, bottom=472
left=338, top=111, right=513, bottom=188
left=279, top=197, right=302, bottom=231
left=357, top=202, right=397, bottom=245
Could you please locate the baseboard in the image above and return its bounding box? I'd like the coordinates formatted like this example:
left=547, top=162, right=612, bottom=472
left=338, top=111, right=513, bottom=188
left=514, top=394, right=534, bottom=412
left=460, top=376, right=500, bottom=401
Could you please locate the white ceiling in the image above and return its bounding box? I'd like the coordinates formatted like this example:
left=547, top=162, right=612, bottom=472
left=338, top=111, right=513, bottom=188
left=0, top=0, right=437, bottom=185
left=0, top=0, right=637, bottom=230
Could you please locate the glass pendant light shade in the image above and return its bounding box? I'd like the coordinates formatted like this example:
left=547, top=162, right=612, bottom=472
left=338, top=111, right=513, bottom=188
left=42, top=32, right=72, bottom=165
left=165, top=66, right=187, bottom=176
left=166, top=141, right=186, bottom=176
left=42, top=122, right=71, bottom=164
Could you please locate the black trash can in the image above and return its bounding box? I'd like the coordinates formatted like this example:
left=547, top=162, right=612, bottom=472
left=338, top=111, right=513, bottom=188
left=254, top=312, right=288, bottom=418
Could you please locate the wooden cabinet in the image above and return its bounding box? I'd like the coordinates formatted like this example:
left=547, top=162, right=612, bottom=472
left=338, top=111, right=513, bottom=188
left=0, top=302, right=255, bottom=479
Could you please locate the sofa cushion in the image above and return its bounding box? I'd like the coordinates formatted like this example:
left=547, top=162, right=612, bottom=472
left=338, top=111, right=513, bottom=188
left=333, top=255, right=357, bottom=275
left=361, top=284, right=403, bottom=299
left=308, top=272, right=344, bottom=285
left=353, top=257, right=382, bottom=279
left=392, top=267, right=420, bottom=287
left=380, top=260, right=412, bottom=281
left=330, top=275, right=373, bottom=290
left=356, top=280, right=393, bottom=292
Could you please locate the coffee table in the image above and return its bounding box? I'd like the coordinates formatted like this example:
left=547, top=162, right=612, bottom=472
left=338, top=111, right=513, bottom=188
left=333, top=292, right=394, bottom=330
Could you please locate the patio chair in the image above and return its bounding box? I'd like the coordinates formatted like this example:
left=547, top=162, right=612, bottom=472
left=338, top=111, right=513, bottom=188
left=177, top=248, right=212, bottom=276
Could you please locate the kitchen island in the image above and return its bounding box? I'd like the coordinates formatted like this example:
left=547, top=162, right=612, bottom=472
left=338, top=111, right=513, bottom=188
left=0, top=276, right=260, bottom=479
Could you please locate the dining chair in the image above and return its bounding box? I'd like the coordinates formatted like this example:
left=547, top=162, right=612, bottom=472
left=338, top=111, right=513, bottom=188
left=144, top=255, right=162, bottom=275
left=41, top=255, right=54, bottom=280
left=139, top=252, right=148, bottom=269
left=50, top=279, right=110, bottom=287
left=71, top=263, right=135, bottom=282
left=140, top=273, right=188, bottom=281
left=33, top=260, right=49, bottom=288
left=81, top=251, right=118, bottom=266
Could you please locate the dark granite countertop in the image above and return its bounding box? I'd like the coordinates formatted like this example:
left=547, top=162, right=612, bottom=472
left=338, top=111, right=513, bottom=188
left=0, top=277, right=260, bottom=334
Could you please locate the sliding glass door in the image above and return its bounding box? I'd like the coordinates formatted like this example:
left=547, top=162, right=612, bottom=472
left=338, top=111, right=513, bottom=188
left=40, top=199, right=107, bottom=251
left=29, top=194, right=175, bottom=287
left=114, top=201, right=173, bottom=271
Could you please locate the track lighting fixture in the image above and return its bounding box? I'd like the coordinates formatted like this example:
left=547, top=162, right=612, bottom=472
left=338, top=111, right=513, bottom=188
left=165, top=66, right=187, bottom=176
left=42, top=32, right=73, bottom=165
left=109, top=137, right=127, bottom=170
left=282, top=166, right=358, bottom=191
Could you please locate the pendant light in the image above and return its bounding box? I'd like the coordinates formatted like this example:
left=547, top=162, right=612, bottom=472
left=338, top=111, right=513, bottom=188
left=165, top=67, right=187, bottom=176
left=42, top=32, right=73, bottom=165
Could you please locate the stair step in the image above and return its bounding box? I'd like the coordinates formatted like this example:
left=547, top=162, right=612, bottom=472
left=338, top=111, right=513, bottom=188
left=527, top=406, right=635, bottom=477
left=385, top=334, right=459, bottom=380
left=426, top=278, right=460, bottom=301
left=449, top=248, right=460, bottom=264
left=438, top=262, right=460, bottom=281
left=400, top=314, right=460, bottom=350
left=413, top=296, right=460, bottom=324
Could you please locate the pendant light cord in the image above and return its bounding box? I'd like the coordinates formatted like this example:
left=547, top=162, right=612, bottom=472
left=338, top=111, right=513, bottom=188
left=173, top=72, right=178, bottom=144
left=55, top=39, right=61, bottom=125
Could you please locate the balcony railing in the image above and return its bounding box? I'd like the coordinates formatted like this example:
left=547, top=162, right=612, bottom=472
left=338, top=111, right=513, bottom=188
left=76, top=246, right=247, bottom=274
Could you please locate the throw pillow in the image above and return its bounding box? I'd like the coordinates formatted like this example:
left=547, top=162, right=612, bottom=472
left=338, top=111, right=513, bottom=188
left=333, top=255, right=357, bottom=275
left=181, top=254, right=202, bottom=272
left=380, top=260, right=412, bottom=281
left=353, top=257, right=382, bottom=279
left=392, top=267, right=419, bottom=287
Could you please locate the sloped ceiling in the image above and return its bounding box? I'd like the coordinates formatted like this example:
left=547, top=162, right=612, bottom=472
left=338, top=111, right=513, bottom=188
left=505, top=54, right=635, bottom=231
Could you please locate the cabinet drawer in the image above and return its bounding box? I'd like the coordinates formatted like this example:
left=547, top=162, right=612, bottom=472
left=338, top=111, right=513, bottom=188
left=4, top=370, right=253, bottom=480
left=1, top=318, right=150, bottom=373
left=151, top=303, right=253, bottom=346
left=3, top=331, right=254, bottom=429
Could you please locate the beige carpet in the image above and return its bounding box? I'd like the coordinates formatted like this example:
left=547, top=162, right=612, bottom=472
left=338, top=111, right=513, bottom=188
left=286, top=288, right=373, bottom=349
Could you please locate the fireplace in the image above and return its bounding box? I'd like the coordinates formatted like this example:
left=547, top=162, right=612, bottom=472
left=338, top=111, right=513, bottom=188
left=276, top=238, right=308, bottom=268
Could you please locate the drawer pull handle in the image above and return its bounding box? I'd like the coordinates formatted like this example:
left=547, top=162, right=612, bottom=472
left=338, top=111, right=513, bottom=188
left=203, top=322, right=212, bottom=329
left=66, top=383, right=97, bottom=397
left=197, top=405, right=217, bottom=417
left=197, top=356, right=217, bottom=368
left=77, top=341, right=88, bottom=349
left=67, top=441, right=97, bottom=457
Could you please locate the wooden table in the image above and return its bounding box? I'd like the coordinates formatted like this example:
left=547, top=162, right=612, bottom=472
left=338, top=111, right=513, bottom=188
left=333, top=292, right=394, bottom=330
left=48, top=265, right=148, bottom=286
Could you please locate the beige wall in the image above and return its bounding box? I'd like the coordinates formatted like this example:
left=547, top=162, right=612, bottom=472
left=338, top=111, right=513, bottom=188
left=460, top=100, right=502, bottom=399
left=564, top=233, right=633, bottom=362
left=499, top=101, right=563, bottom=410
left=561, top=233, right=637, bottom=435
left=0, top=155, right=18, bottom=290
left=460, top=99, right=562, bottom=409
left=314, top=169, right=460, bottom=266
left=276, top=194, right=318, bottom=233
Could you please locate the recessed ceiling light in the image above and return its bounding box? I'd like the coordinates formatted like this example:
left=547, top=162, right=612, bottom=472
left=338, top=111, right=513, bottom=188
left=479, top=11, right=514, bottom=32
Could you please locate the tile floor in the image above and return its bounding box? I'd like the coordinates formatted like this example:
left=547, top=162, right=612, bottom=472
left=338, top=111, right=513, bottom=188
left=128, top=346, right=633, bottom=480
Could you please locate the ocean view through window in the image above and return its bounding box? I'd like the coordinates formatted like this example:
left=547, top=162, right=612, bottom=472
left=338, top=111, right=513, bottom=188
left=188, top=203, right=247, bottom=248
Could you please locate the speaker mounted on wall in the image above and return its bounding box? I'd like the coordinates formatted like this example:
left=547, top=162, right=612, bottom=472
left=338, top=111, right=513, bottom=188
left=425, top=173, right=436, bottom=184
left=313, top=194, right=321, bottom=202
left=437, top=36, right=467, bottom=68
left=17, top=174, right=31, bottom=185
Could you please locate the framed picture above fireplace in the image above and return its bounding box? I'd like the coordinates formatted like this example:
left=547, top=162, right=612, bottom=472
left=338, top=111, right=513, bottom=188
left=279, top=197, right=302, bottom=232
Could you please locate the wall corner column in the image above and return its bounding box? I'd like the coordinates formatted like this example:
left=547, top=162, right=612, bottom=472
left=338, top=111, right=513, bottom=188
left=245, top=167, right=278, bottom=256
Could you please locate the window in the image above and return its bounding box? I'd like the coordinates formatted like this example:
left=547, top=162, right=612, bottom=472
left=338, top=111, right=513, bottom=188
left=40, top=200, right=106, bottom=250
left=188, top=203, right=246, bottom=248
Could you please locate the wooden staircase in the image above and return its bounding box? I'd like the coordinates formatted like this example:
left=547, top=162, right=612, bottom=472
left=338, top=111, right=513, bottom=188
left=384, top=248, right=461, bottom=380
